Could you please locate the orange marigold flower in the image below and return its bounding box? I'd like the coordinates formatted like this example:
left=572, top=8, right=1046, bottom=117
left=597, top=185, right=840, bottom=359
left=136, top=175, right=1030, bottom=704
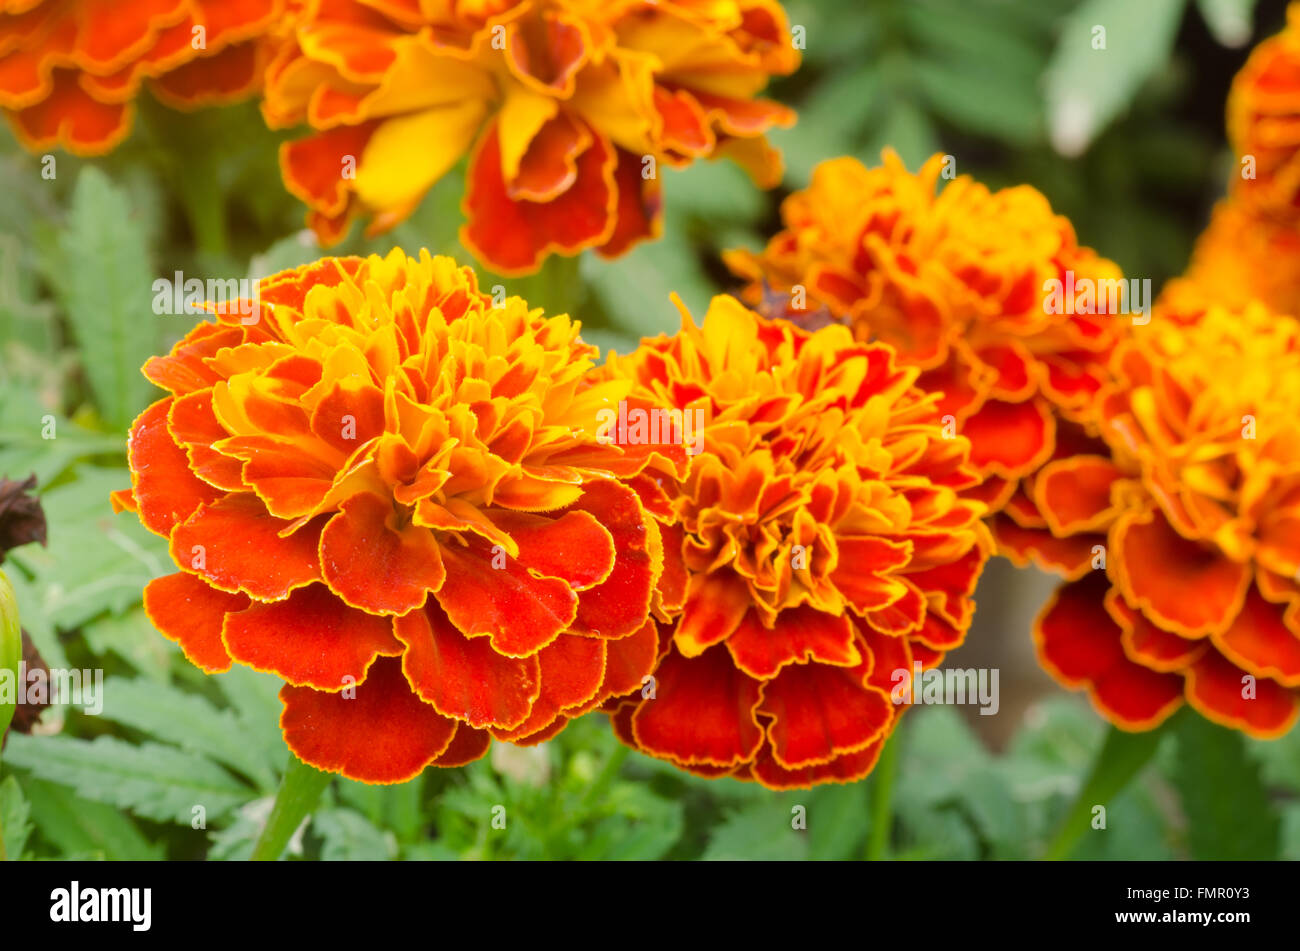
left=261, top=0, right=798, bottom=274
left=112, top=249, right=686, bottom=783
left=1227, top=2, right=1300, bottom=223
left=724, top=150, right=1129, bottom=517
left=1158, top=200, right=1300, bottom=319
left=0, top=0, right=287, bottom=155
left=1020, top=303, right=1300, bottom=737
left=599, top=295, right=991, bottom=789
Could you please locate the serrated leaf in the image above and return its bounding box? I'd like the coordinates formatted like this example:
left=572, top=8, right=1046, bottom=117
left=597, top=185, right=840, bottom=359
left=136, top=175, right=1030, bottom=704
left=23, top=777, right=163, bottom=860
left=9, top=467, right=170, bottom=631
left=1, top=774, right=33, bottom=859
left=1173, top=714, right=1279, bottom=859
left=3, top=733, right=253, bottom=824
left=1044, top=0, right=1187, bottom=155
left=212, top=665, right=288, bottom=778
left=313, top=808, right=398, bottom=861
left=95, top=676, right=277, bottom=790
left=44, top=167, right=159, bottom=430
left=702, top=797, right=809, bottom=860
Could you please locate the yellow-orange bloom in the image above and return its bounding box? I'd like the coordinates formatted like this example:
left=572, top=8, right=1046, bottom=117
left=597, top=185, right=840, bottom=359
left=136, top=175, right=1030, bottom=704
left=1014, top=303, right=1300, bottom=737
left=600, top=295, right=991, bottom=788
left=262, top=0, right=799, bottom=274
left=113, top=249, right=686, bottom=783
left=725, top=151, right=1129, bottom=518
left=0, top=0, right=286, bottom=155
left=1158, top=200, right=1300, bottom=320
left=1227, top=2, right=1300, bottom=223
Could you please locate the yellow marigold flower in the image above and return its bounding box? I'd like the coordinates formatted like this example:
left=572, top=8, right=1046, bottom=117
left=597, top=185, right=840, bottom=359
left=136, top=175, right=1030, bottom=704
left=724, top=150, right=1130, bottom=520
left=0, top=0, right=286, bottom=155
left=599, top=295, right=991, bottom=788
left=261, top=0, right=799, bottom=274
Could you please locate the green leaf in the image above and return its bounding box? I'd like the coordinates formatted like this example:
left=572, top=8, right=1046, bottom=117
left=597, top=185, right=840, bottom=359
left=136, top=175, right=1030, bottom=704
left=95, top=677, right=278, bottom=790
left=9, top=466, right=170, bottom=632
left=1195, top=0, right=1258, bottom=48
left=702, top=797, right=809, bottom=860
left=1173, top=714, right=1279, bottom=859
left=23, top=777, right=163, bottom=860
left=43, top=167, right=159, bottom=430
left=211, top=666, right=288, bottom=780
left=1044, top=0, right=1188, bottom=156
left=0, top=774, right=33, bottom=860
left=1044, top=719, right=1171, bottom=859
left=313, top=808, right=398, bottom=861
left=3, top=733, right=253, bottom=824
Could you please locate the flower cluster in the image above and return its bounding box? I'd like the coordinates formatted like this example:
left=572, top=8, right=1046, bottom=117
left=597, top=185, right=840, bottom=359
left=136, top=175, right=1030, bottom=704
left=114, top=250, right=686, bottom=783
left=598, top=295, right=991, bottom=788
left=0, top=0, right=285, bottom=155
left=260, top=0, right=799, bottom=273
left=1020, top=304, right=1300, bottom=737
left=725, top=151, right=1128, bottom=520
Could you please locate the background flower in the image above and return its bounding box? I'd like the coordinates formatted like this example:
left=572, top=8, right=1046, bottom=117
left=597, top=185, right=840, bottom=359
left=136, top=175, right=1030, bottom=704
left=600, top=295, right=990, bottom=788
left=113, top=249, right=684, bottom=783
left=724, top=150, right=1129, bottom=520
left=261, top=0, right=799, bottom=273
left=0, top=0, right=286, bottom=155
left=1029, top=303, right=1300, bottom=737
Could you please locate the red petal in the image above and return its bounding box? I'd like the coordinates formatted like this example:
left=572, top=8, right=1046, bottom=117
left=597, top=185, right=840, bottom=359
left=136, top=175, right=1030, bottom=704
left=393, top=602, right=539, bottom=730
left=127, top=399, right=221, bottom=537
left=677, top=570, right=751, bottom=655
left=280, top=656, right=458, bottom=784
left=143, top=572, right=246, bottom=673
left=223, top=584, right=402, bottom=690
left=320, top=491, right=445, bottom=615
left=461, top=119, right=617, bottom=276
left=1113, top=509, right=1251, bottom=637
left=964, top=399, right=1055, bottom=479
left=1213, top=585, right=1300, bottom=686
left=170, top=493, right=322, bottom=600
left=630, top=644, right=764, bottom=767
left=1035, top=455, right=1121, bottom=535
left=436, top=537, right=576, bottom=656
left=1185, top=649, right=1299, bottom=738
left=726, top=606, right=859, bottom=679
left=759, top=662, right=892, bottom=769
left=491, top=633, right=605, bottom=742
left=750, top=739, right=885, bottom=790
left=564, top=479, right=661, bottom=638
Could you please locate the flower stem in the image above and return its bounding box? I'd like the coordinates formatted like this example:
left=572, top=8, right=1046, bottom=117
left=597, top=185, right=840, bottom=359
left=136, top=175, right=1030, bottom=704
left=1044, top=716, right=1175, bottom=860
left=250, top=754, right=332, bottom=861
left=866, top=726, right=903, bottom=860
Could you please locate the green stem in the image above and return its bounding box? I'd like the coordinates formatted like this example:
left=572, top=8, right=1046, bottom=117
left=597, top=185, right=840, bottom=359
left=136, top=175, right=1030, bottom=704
left=866, top=726, right=902, bottom=860
left=250, top=754, right=332, bottom=861
left=1044, top=716, right=1176, bottom=860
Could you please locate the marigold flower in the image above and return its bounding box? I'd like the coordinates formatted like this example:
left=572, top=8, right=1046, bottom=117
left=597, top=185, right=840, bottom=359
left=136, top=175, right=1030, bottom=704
left=261, top=0, right=799, bottom=274
left=1158, top=200, right=1300, bottom=319
left=725, top=150, right=1128, bottom=517
left=1020, top=303, right=1300, bottom=737
left=112, top=249, right=685, bottom=783
left=1227, top=2, right=1300, bottom=223
left=0, top=0, right=287, bottom=155
left=599, top=295, right=991, bottom=788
